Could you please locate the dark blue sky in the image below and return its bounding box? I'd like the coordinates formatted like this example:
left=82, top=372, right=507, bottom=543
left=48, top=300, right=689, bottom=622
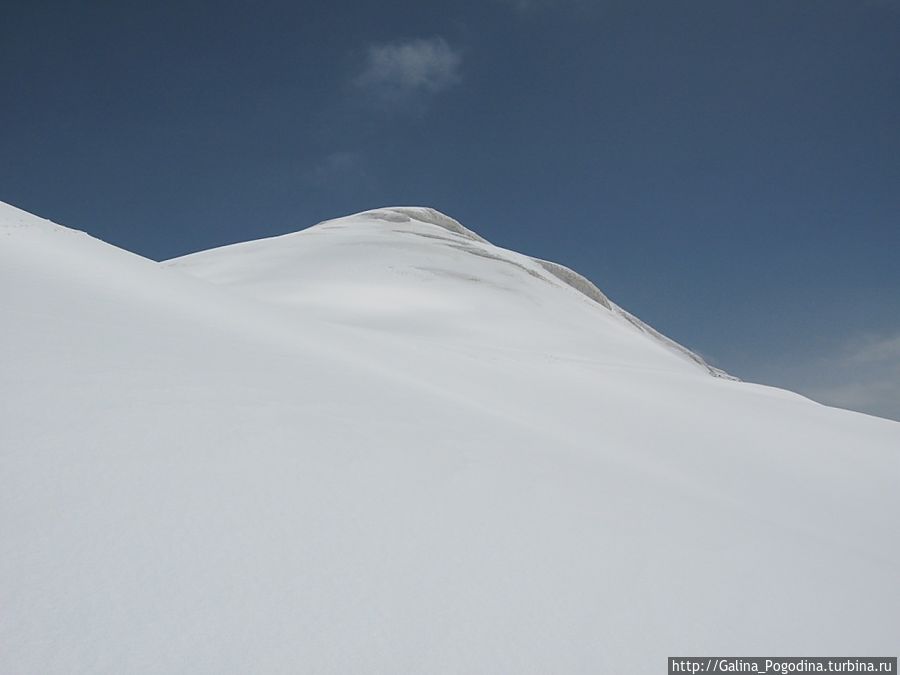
left=2, top=0, right=899, bottom=419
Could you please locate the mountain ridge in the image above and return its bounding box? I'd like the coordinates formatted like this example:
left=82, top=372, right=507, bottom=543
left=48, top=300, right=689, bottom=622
left=167, top=205, right=735, bottom=379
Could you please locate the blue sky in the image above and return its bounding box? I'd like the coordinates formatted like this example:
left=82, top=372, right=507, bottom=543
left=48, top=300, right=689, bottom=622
left=2, top=0, right=898, bottom=420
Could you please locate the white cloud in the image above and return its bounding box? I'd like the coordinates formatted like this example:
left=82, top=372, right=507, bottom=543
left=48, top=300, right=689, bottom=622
left=499, top=0, right=541, bottom=10
left=803, top=333, right=900, bottom=421
left=354, top=37, right=461, bottom=105
left=760, top=331, right=900, bottom=422
left=303, top=151, right=371, bottom=192
left=497, top=0, right=595, bottom=13
left=848, top=334, right=900, bottom=364
left=500, top=0, right=555, bottom=13
left=308, top=151, right=362, bottom=182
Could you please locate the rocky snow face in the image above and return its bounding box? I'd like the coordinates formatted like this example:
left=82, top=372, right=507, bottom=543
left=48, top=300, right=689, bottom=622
left=2, top=201, right=898, bottom=675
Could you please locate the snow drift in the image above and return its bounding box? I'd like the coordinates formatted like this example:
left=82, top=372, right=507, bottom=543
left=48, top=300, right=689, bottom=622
left=2, top=201, right=898, bottom=674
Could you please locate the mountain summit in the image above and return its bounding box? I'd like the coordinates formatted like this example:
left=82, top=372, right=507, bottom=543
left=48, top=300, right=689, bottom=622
left=167, top=206, right=732, bottom=378
left=1, top=201, right=897, bottom=674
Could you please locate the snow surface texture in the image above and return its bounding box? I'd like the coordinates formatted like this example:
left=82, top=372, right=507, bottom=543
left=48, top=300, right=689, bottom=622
left=2, top=202, right=898, bottom=674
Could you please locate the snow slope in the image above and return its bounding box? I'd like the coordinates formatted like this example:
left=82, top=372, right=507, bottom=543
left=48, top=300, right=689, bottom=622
left=2, top=202, right=898, bottom=674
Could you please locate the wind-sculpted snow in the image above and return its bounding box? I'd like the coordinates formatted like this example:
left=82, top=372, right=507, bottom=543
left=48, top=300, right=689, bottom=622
left=1, top=201, right=898, bottom=674
left=365, top=206, right=489, bottom=243
left=531, top=257, right=613, bottom=309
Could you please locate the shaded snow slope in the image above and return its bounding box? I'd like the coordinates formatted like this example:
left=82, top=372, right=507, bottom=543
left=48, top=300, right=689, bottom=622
left=2, top=200, right=898, bottom=675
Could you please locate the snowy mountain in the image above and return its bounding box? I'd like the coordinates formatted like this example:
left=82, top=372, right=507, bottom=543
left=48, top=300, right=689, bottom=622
left=2, top=201, right=898, bottom=674
left=166, top=206, right=731, bottom=378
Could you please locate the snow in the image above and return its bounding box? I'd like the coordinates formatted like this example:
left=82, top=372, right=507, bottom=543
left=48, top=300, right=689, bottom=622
left=2, top=201, right=898, bottom=674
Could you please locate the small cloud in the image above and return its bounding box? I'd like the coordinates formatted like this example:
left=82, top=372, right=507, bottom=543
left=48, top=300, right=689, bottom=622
left=305, top=151, right=368, bottom=188
left=497, top=0, right=594, bottom=13
left=498, top=0, right=546, bottom=11
left=848, top=334, right=900, bottom=364
left=769, top=331, right=900, bottom=422
left=354, top=37, right=462, bottom=107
